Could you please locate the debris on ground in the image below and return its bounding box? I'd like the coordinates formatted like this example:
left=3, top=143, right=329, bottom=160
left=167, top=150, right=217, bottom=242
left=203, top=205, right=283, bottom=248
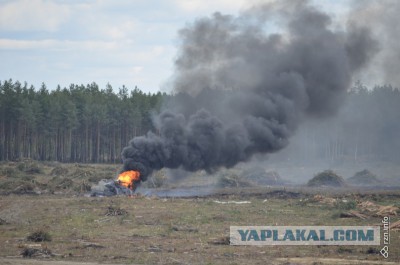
left=312, top=194, right=337, bottom=206
left=358, top=201, right=398, bottom=217
left=0, top=217, right=8, bottom=225
left=307, top=170, right=346, bottom=187
left=376, top=205, right=398, bottom=216
left=91, top=179, right=133, bottom=197
left=21, top=247, right=53, bottom=258
left=339, top=210, right=368, bottom=220
left=309, top=195, right=356, bottom=210
left=358, top=201, right=381, bottom=212
left=390, top=220, right=400, bottom=230
left=334, top=200, right=399, bottom=219
left=105, top=206, right=128, bottom=216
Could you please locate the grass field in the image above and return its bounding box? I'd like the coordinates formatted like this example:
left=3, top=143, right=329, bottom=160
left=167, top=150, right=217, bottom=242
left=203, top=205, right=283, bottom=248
left=0, top=161, right=399, bottom=264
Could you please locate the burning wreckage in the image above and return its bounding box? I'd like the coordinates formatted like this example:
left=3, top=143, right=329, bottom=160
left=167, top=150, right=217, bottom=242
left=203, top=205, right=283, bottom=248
left=91, top=170, right=140, bottom=196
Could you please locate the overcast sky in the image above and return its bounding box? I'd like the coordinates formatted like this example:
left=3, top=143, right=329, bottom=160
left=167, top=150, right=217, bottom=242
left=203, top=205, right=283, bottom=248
left=0, top=0, right=349, bottom=93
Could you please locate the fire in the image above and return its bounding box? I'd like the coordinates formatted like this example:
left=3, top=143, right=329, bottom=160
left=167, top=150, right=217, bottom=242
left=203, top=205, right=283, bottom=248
left=117, top=170, right=140, bottom=190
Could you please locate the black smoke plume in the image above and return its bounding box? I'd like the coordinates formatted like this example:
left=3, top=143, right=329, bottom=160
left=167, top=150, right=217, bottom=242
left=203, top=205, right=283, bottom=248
left=349, top=0, right=400, bottom=88
left=122, top=1, right=377, bottom=181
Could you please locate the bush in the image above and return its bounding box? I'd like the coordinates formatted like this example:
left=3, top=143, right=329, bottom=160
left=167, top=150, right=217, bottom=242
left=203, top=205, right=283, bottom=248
left=17, top=161, right=42, bottom=174
left=27, top=230, right=52, bottom=242
left=0, top=179, right=36, bottom=194
left=307, top=170, right=346, bottom=187
left=0, top=167, right=19, bottom=178
left=348, top=169, right=379, bottom=186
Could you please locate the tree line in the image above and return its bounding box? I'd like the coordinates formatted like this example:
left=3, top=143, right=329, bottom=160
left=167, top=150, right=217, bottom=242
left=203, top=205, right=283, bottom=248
left=0, top=79, right=165, bottom=163
left=1, top=79, right=400, bottom=164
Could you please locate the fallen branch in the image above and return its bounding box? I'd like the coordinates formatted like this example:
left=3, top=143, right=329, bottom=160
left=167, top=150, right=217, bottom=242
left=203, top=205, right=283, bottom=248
left=339, top=210, right=368, bottom=220
left=390, top=220, right=400, bottom=230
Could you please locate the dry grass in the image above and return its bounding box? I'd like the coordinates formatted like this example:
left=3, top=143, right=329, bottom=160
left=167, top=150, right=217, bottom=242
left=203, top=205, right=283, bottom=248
left=0, top=161, right=399, bottom=264
left=0, top=192, right=398, bottom=265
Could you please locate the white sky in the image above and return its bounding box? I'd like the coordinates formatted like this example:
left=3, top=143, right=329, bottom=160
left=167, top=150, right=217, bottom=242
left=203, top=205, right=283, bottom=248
left=0, top=0, right=349, bottom=93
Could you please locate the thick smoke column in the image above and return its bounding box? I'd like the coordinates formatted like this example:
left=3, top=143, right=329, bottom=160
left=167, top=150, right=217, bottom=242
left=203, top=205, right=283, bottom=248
left=122, top=1, right=377, bottom=181
left=350, top=0, right=400, bottom=88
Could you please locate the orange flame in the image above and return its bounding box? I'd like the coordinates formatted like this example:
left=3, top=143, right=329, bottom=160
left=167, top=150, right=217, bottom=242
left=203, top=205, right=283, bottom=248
left=117, top=170, right=140, bottom=190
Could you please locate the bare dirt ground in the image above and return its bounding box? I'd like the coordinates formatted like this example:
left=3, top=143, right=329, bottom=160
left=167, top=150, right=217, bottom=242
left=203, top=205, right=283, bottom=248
left=0, top=257, right=399, bottom=265
left=0, top=161, right=399, bottom=264
left=1, top=191, right=399, bottom=265
left=0, top=259, right=130, bottom=265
